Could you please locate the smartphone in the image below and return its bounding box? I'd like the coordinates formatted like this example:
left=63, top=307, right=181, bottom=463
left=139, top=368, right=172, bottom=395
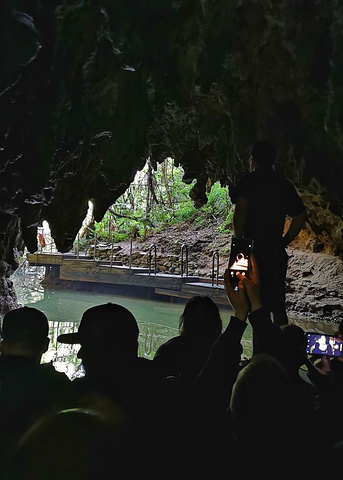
left=305, top=332, right=343, bottom=357
left=228, top=237, right=254, bottom=290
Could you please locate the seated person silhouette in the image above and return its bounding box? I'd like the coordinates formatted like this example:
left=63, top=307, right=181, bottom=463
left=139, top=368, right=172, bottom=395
left=7, top=407, right=149, bottom=480
left=57, top=303, right=180, bottom=475
left=228, top=352, right=315, bottom=477
left=0, top=306, right=71, bottom=474
left=305, top=320, right=343, bottom=454
left=153, top=295, right=222, bottom=385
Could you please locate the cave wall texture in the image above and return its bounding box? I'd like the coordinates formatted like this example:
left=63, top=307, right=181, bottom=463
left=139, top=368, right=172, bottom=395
left=1, top=0, right=343, bottom=311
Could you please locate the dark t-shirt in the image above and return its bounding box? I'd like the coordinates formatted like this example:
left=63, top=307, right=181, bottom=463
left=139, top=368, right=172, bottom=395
left=234, top=168, right=305, bottom=246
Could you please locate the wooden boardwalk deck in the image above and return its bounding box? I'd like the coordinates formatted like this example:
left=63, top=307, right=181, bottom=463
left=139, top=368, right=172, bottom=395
left=26, top=252, right=229, bottom=305
left=26, top=252, right=335, bottom=332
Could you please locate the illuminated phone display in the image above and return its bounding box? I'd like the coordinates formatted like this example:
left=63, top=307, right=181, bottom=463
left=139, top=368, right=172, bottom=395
left=228, top=238, right=253, bottom=289
left=305, top=332, right=343, bottom=357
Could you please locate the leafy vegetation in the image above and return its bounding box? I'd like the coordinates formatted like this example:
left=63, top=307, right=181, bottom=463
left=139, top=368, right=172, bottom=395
left=83, top=158, right=234, bottom=244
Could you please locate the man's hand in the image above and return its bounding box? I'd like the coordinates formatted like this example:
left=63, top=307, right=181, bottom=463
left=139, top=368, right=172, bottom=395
left=224, top=269, right=250, bottom=322
left=283, top=209, right=307, bottom=247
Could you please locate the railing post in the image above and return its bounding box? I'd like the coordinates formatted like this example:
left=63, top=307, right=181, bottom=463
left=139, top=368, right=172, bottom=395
left=148, top=244, right=157, bottom=275
left=211, top=250, right=219, bottom=286
left=110, top=232, right=114, bottom=266
left=93, top=232, right=97, bottom=261
left=129, top=237, right=133, bottom=268
left=181, top=244, right=188, bottom=277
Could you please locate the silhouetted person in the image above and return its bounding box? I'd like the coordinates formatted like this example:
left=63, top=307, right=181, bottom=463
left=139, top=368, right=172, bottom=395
left=305, top=320, right=343, bottom=455
left=245, top=258, right=343, bottom=462
left=0, top=306, right=71, bottom=475
left=176, top=277, right=248, bottom=478
left=55, top=299, right=244, bottom=480
left=224, top=253, right=319, bottom=473
left=6, top=408, right=149, bottom=480
left=232, top=140, right=307, bottom=326
left=306, top=321, right=343, bottom=389
left=56, top=302, right=180, bottom=478
left=153, top=295, right=222, bottom=384
left=228, top=352, right=314, bottom=477
left=230, top=254, right=317, bottom=407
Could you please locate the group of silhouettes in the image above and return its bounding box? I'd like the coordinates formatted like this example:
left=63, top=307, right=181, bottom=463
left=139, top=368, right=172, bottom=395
left=1, top=139, right=342, bottom=478
left=1, top=253, right=342, bottom=479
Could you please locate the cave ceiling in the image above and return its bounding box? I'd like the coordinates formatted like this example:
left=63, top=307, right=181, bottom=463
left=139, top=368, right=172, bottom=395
left=1, top=0, right=343, bottom=280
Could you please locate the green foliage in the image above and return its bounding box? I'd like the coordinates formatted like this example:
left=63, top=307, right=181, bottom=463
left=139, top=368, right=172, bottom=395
left=73, top=235, right=89, bottom=252
left=113, top=232, right=129, bottom=243
left=205, top=183, right=231, bottom=218
left=217, top=205, right=235, bottom=233
left=172, top=202, right=197, bottom=223
left=87, top=158, right=232, bottom=243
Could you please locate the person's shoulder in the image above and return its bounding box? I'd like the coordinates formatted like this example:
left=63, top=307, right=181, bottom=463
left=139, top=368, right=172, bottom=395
left=39, top=362, right=71, bottom=385
left=272, top=169, right=297, bottom=185
left=159, top=336, right=182, bottom=349
left=237, top=171, right=254, bottom=185
left=154, top=336, right=182, bottom=356
left=233, top=171, right=255, bottom=200
left=238, top=169, right=273, bottom=188
left=271, top=170, right=303, bottom=193
left=39, top=361, right=66, bottom=375
left=136, top=357, right=168, bottom=386
left=69, top=375, right=87, bottom=392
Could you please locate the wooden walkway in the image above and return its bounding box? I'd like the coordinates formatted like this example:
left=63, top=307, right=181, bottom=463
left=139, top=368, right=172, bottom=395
left=26, top=252, right=229, bottom=305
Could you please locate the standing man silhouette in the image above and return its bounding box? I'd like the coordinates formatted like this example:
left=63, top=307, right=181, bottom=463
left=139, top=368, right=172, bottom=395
left=232, top=140, right=307, bottom=327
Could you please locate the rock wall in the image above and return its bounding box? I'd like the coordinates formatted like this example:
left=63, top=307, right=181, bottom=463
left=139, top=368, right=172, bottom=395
left=286, top=249, right=343, bottom=326
left=1, top=1, right=343, bottom=312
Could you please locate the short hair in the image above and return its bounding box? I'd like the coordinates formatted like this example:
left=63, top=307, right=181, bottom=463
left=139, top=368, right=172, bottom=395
left=250, top=140, right=276, bottom=168
left=1, top=306, right=49, bottom=349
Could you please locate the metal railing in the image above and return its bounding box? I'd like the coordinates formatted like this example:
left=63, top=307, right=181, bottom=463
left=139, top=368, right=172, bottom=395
left=93, top=233, right=97, bottom=260
left=148, top=244, right=157, bottom=275
left=76, top=234, right=80, bottom=259
left=180, top=243, right=189, bottom=277
left=129, top=237, right=133, bottom=268
left=211, top=250, right=219, bottom=286
left=35, top=229, right=227, bottom=285
left=110, top=232, right=114, bottom=266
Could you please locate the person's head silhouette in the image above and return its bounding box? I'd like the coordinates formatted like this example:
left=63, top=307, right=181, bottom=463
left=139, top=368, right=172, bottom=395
left=250, top=140, right=276, bottom=169
left=57, top=303, right=139, bottom=375
left=179, top=295, right=222, bottom=341
left=1, top=306, right=50, bottom=360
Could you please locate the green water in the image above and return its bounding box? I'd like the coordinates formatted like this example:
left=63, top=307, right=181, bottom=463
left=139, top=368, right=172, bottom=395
left=11, top=265, right=253, bottom=380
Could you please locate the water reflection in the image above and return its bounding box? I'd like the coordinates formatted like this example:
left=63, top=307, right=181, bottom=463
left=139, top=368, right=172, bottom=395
left=11, top=262, right=45, bottom=304
left=43, top=318, right=185, bottom=381
left=11, top=263, right=253, bottom=380
left=13, top=262, right=335, bottom=381
left=42, top=321, right=83, bottom=380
